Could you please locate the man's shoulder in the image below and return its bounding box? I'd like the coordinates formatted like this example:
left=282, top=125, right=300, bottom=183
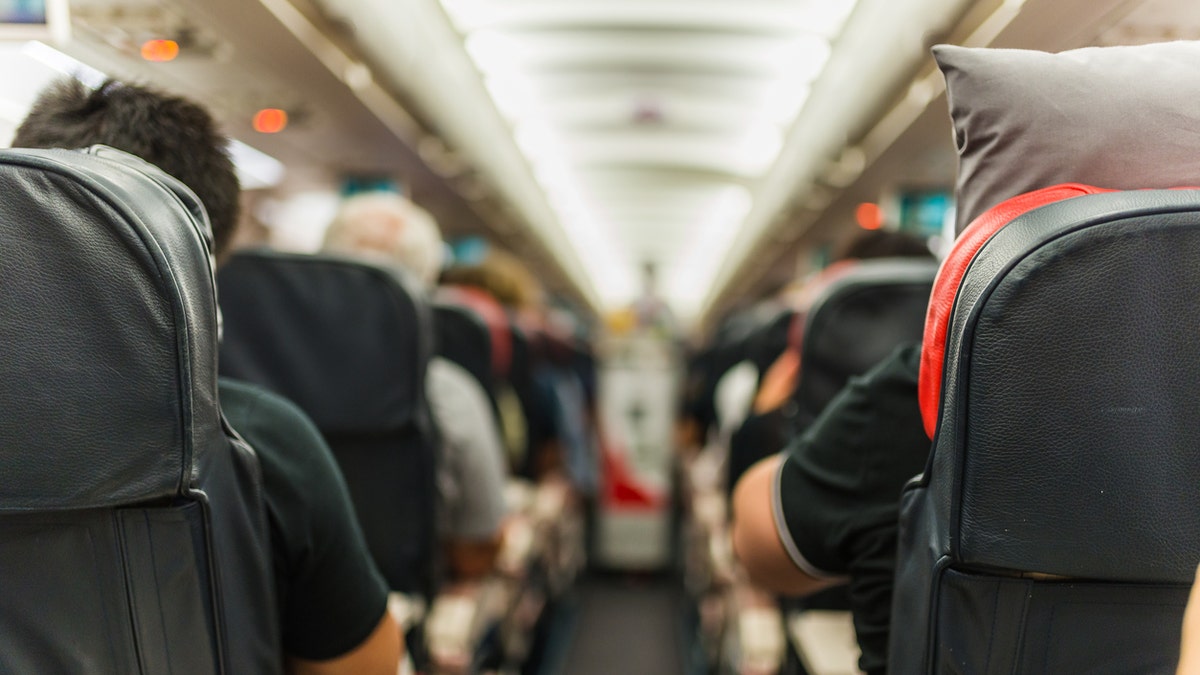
left=427, top=356, right=478, bottom=395
left=809, top=342, right=922, bottom=438
left=220, top=378, right=315, bottom=431
left=218, top=377, right=336, bottom=485
left=218, top=381, right=392, bottom=661
left=857, top=342, right=922, bottom=392
left=426, top=357, right=492, bottom=419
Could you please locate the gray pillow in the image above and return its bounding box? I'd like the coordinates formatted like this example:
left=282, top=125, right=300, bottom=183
left=933, top=42, right=1200, bottom=231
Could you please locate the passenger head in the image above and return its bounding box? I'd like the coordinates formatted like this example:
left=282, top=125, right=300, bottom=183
left=322, top=191, right=445, bottom=288
left=834, top=229, right=934, bottom=262
left=441, top=249, right=542, bottom=311
left=12, top=78, right=240, bottom=259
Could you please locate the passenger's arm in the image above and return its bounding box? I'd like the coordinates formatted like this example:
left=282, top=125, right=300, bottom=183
left=287, top=610, right=402, bottom=675
left=1178, top=564, right=1200, bottom=675
left=730, top=455, right=842, bottom=596
left=446, top=535, right=503, bottom=581
left=427, top=360, right=511, bottom=581
left=218, top=381, right=400, bottom=673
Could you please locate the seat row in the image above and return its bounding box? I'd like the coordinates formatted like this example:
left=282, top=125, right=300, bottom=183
left=0, top=144, right=599, bottom=674
left=686, top=186, right=1200, bottom=675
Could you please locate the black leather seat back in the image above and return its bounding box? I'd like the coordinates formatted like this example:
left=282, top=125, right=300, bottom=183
left=0, top=147, right=280, bottom=673
left=432, top=301, right=496, bottom=405
left=746, top=306, right=796, bottom=375
left=436, top=285, right=513, bottom=379
left=768, top=259, right=934, bottom=615
left=891, top=186, right=1200, bottom=674
left=792, top=258, right=937, bottom=432
left=218, top=250, right=437, bottom=595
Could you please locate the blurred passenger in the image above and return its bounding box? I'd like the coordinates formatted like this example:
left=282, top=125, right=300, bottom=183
left=631, top=261, right=679, bottom=339
left=832, top=228, right=934, bottom=263
left=729, top=227, right=936, bottom=672
left=324, top=192, right=509, bottom=581
left=725, top=230, right=934, bottom=494
left=442, top=251, right=566, bottom=481
left=727, top=229, right=936, bottom=675
left=12, top=78, right=400, bottom=674
left=755, top=229, right=933, bottom=416
left=441, top=248, right=543, bottom=312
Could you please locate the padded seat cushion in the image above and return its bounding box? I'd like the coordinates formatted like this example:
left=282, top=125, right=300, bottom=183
left=0, top=146, right=222, bottom=510
left=918, top=184, right=1111, bottom=438
left=934, top=42, right=1200, bottom=230
left=219, top=251, right=430, bottom=435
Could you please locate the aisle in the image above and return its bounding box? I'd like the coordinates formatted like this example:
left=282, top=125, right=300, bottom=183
left=550, top=574, right=686, bottom=675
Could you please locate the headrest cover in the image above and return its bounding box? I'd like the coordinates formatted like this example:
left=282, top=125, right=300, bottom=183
left=935, top=42, right=1200, bottom=230
left=432, top=301, right=494, bottom=391
left=918, top=184, right=1110, bottom=438
left=218, top=251, right=430, bottom=434
left=0, top=147, right=222, bottom=510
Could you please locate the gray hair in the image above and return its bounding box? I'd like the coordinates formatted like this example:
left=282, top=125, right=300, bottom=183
left=322, top=191, right=444, bottom=287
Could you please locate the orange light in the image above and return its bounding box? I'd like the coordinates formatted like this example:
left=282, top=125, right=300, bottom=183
left=140, top=39, right=179, bottom=63
left=855, top=202, right=884, bottom=230
left=252, top=108, right=288, bottom=134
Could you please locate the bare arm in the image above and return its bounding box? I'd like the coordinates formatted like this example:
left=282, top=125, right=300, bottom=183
left=730, top=455, right=843, bottom=597
left=1179, top=565, right=1200, bottom=675
left=446, top=535, right=504, bottom=582
left=287, top=610, right=402, bottom=675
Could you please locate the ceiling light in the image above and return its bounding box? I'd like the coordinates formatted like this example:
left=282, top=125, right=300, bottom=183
left=734, top=127, right=785, bottom=174
left=856, top=202, right=884, bottom=230
left=441, top=0, right=861, bottom=38
left=140, top=39, right=180, bottom=63
left=666, top=186, right=753, bottom=315
left=483, top=74, right=539, bottom=121
left=435, top=0, right=860, bottom=316
left=464, top=30, right=523, bottom=75
left=228, top=139, right=285, bottom=189
left=760, top=85, right=812, bottom=127
left=252, top=108, right=289, bottom=134
left=513, top=122, right=565, bottom=163
left=770, top=35, right=832, bottom=82
left=803, top=0, right=860, bottom=37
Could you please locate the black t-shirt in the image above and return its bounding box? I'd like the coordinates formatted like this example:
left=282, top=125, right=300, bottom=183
left=219, top=378, right=390, bottom=661
left=773, top=344, right=929, bottom=675
left=727, top=406, right=788, bottom=501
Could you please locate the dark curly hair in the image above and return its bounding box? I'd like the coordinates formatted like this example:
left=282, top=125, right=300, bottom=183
left=12, top=78, right=240, bottom=258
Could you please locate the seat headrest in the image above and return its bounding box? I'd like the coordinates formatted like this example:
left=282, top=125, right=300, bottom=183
left=0, top=146, right=222, bottom=511
left=436, top=285, right=513, bottom=378
left=218, top=251, right=431, bottom=434
left=746, top=306, right=796, bottom=373
left=918, top=184, right=1111, bottom=438
left=794, top=257, right=938, bottom=427
left=921, top=185, right=1200, bottom=580
left=432, top=301, right=494, bottom=391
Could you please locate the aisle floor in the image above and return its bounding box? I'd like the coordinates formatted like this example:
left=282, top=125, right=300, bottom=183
left=551, top=574, right=686, bottom=675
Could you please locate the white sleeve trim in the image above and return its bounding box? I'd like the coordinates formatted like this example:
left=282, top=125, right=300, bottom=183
left=771, top=458, right=840, bottom=580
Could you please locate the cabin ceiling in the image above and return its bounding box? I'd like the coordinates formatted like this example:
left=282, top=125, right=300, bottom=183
left=26, top=0, right=1200, bottom=326
left=307, top=0, right=971, bottom=319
